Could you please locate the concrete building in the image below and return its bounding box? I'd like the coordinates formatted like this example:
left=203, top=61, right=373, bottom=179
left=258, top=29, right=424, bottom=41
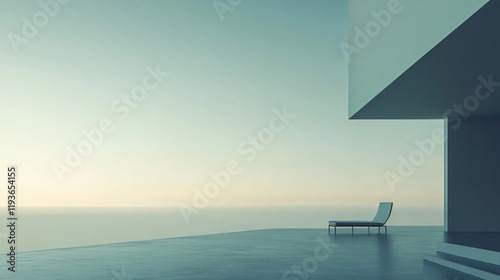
left=348, top=0, right=500, bottom=277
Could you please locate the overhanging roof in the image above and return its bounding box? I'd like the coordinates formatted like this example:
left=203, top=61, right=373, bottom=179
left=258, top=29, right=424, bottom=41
left=349, top=0, right=500, bottom=119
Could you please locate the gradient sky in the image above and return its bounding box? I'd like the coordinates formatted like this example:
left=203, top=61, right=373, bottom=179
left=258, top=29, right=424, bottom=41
left=0, top=0, right=444, bottom=209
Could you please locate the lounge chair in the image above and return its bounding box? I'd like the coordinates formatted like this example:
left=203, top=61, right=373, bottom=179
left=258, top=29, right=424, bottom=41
left=328, top=202, right=393, bottom=235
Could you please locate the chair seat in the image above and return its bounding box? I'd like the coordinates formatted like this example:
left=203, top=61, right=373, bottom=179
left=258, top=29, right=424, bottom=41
left=328, top=202, right=393, bottom=235
left=329, top=221, right=384, bottom=227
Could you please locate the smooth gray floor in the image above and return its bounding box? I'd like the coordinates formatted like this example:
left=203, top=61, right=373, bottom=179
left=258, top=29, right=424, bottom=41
left=0, top=227, right=477, bottom=279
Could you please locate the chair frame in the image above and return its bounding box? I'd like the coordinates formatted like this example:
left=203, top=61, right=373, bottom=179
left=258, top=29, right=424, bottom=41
left=328, top=202, right=393, bottom=235
left=328, top=225, right=388, bottom=235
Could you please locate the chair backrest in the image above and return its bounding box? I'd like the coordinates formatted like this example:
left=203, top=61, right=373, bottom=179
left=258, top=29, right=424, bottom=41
left=372, top=202, right=393, bottom=224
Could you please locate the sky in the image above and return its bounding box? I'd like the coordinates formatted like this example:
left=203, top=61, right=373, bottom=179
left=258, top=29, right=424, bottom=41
left=0, top=0, right=445, bottom=211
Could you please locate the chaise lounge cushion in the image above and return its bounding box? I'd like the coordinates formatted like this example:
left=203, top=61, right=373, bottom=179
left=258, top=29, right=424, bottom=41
left=328, top=202, right=393, bottom=232
left=329, top=221, right=384, bottom=227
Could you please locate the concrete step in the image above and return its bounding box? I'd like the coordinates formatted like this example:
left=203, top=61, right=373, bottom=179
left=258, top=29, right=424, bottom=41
left=424, top=253, right=500, bottom=280
left=436, top=243, right=500, bottom=275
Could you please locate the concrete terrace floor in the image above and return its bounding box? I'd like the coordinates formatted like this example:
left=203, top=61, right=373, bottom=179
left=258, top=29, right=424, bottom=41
left=2, top=227, right=477, bottom=280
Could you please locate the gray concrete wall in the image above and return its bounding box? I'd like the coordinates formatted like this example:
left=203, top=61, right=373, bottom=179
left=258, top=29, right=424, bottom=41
left=446, top=117, right=500, bottom=232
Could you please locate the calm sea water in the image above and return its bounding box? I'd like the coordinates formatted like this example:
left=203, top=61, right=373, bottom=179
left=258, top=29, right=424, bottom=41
left=0, top=207, right=443, bottom=253
left=0, top=227, right=470, bottom=280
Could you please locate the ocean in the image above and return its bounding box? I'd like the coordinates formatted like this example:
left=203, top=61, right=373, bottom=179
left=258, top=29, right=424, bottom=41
left=0, top=207, right=443, bottom=253
left=0, top=226, right=466, bottom=280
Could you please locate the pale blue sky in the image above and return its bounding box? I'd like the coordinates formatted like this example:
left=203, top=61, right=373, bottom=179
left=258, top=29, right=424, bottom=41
left=0, top=0, right=443, bottom=209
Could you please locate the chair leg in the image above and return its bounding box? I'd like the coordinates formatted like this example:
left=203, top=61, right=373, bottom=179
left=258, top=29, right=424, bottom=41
left=351, top=226, right=354, bottom=235
left=368, top=226, right=370, bottom=234
left=385, top=226, right=387, bottom=235
left=334, top=226, right=336, bottom=235
left=378, top=227, right=380, bottom=234
left=328, top=226, right=330, bottom=235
